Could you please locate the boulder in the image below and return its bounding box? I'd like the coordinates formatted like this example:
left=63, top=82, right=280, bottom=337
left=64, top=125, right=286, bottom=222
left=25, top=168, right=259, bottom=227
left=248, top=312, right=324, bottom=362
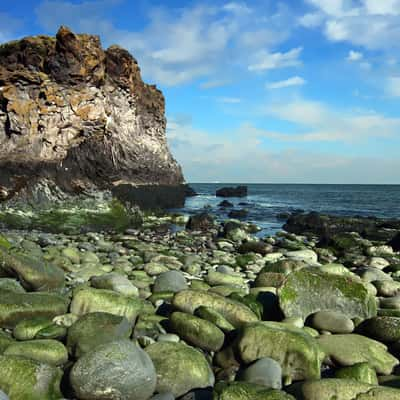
left=70, top=340, right=156, bottom=400
left=317, top=334, right=399, bottom=374
left=70, top=287, right=143, bottom=323
left=334, top=362, right=378, bottom=385
left=172, top=290, right=258, bottom=328
left=170, top=311, right=225, bottom=352
left=90, top=272, right=139, bottom=297
left=146, top=341, right=214, bottom=397
left=278, top=268, right=377, bottom=321
left=0, top=291, right=68, bottom=328
left=186, top=213, right=214, bottom=231
left=239, top=357, right=283, bottom=390
left=213, top=382, right=294, bottom=400
left=0, top=355, right=62, bottom=400
left=236, top=322, right=324, bottom=383
left=153, top=270, right=188, bottom=293
left=67, top=312, right=132, bottom=357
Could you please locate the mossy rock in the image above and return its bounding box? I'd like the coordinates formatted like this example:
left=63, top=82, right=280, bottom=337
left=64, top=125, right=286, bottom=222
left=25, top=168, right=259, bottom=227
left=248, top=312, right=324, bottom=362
left=67, top=312, right=132, bottom=357
left=146, top=341, right=214, bottom=397
left=236, top=322, right=324, bottom=384
left=334, top=362, right=378, bottom=385
left=13, top=317, right=54, bottom=341
left=205, top=270, right=246, bottom=288
left=213, top=381, right=295, bottom=400
left=70, top=287, right=143, bottom=323
left=0, top=235, right=11, bottom=250
left=4, top=339, right=68, bottom=366
left=278, top=268, right=377, bottom=321
left=0, top=331, right=14, bottom=354
left=0, top=249, right=65, bottom=291
left=170, top=311, right=225, bottom=352
left=0, top=278, right=25, bottom=293
left=0, top=291, right=69, bottom=329
left=172, top=290, right=258, bottom=328
left=317, top=334, right=399, bottom=375
left=0, top=354, right=62, bottom=400
left=194, top=306, right=235, bottom=332
left=359, top=316, right=400, bottom=343
left=290, top=379, right=400, bottom=400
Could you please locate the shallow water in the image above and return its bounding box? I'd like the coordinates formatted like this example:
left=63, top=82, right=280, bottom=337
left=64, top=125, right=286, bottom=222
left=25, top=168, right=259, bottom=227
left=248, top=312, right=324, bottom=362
left=177, top=183, right=400, bottom=235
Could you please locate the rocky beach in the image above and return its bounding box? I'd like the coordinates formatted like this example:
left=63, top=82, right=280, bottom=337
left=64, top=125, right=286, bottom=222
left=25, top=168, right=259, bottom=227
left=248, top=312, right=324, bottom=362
left=1, top=27, right=400, bottom=400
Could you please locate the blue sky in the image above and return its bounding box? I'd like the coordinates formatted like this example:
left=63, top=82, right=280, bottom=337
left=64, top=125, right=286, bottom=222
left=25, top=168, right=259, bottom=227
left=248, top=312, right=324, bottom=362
left=1, top=0, right=400, bottom=183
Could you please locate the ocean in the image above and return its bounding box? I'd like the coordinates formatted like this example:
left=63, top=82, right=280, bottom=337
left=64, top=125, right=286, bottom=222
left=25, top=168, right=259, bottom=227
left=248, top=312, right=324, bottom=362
left=179, top=184, right=400, bottom=235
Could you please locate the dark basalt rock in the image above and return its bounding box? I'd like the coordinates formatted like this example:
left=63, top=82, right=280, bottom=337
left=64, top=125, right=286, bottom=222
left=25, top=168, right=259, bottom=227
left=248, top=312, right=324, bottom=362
left=186, top=213, right=214, bottom=231
left=228, top=209, right=248, bottom=219
left=218, top=200, right=234, bottom=208
left=284, top=212, right=400, bottom=241
left=184, top=185, right=198, bottom=197
left=216, top=186, right=247, bottom=198
left=0, top=26, right=185, bottom=208
left=388, top=232, right=400, bottom=252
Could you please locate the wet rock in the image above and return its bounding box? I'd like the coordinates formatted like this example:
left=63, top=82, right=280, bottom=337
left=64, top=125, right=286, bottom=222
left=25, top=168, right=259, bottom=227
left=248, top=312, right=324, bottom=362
left=213, top=382, right=294, bottom=400
left=358, top=316, right=400, bottom=343
left=228, top=209, right=248, bottom=219
left=216, top=186, right=247, bottom=198
left=186, top=213, right=214, bottom=231
left=146, top=341, right=214, bottom=397
left=70, top=340, right=156, bottom=400
left=334, top=362, right=378, bottom=385
left=218, top=200, right=233, bottom=208
left=309, top=310, right=354, bottom=333
left=90, top=272, right=139, bottom=296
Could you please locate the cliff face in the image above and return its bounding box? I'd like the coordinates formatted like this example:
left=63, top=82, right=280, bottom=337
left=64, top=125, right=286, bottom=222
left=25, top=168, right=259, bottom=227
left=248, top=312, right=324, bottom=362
left=0, top=27, right=184, bottom=206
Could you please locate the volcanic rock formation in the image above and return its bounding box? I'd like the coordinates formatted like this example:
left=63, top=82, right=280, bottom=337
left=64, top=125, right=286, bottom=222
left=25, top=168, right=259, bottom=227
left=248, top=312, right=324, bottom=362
left=0, top=26, right=185, bottom=207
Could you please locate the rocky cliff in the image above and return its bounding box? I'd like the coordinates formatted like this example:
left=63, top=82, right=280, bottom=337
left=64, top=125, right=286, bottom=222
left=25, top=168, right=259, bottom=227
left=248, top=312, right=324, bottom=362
left=0, top=26, right=185, bottom=207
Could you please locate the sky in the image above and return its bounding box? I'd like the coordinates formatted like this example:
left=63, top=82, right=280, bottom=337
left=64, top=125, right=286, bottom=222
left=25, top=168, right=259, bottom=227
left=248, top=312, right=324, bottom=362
left=1, top=0, right=400, bottom=183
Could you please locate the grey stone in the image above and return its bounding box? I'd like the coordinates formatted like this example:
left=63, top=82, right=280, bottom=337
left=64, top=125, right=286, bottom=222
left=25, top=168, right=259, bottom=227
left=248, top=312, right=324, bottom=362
left=310, top=310, right=354, bottom=333
left=153, top=270, right=188, bottom=293
left=239, top=357, right=282, bottom=389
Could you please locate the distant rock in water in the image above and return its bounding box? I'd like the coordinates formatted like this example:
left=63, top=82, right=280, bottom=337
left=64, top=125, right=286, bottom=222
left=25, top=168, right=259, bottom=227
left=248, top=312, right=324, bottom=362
left=0, top=26, right=184, bottom=208
left=216, top=186, right=247, bottom=197
left=184, top=185, right=198, bottom=197
left=284, top=211, right=400, bottom=241
left=218, top=200, right=234, bottom=208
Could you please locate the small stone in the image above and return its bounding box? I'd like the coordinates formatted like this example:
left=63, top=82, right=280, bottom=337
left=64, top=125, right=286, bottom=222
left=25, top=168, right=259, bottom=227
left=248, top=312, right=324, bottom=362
left=310, top=310, right=354, bottom=333
left=153, top=270, right=188, bottom=293
left=239, top=357, right=282, bottom=389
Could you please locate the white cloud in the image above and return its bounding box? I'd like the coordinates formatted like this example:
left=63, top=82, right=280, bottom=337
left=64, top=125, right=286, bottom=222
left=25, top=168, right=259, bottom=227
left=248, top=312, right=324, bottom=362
left=199, top=79, right=231, bottom=89
left=265, top=99, right=400, bottom=142
left=386, top=77, right=400, bottom=97
left=267, top=76, right=306, bottom=89
left=248, top=47, right=303, bottom=72
left=35, top=0, right=296, bottom=86
left=347, top=50, right=363, bottom=61
left=298, top=12, right=324, bottom=27
left=302, top=0, right=400, bottom=50
left=167, top=117, right=400, bottom=183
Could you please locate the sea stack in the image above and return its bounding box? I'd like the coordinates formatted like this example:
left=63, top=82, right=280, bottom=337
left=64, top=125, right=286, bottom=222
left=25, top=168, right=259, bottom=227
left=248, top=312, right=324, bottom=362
left=0, top=26, right=185, bottom=208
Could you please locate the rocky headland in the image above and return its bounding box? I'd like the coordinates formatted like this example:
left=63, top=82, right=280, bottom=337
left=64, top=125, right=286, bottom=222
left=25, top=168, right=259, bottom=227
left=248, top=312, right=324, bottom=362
left=0, top=26, right=184, bottom=208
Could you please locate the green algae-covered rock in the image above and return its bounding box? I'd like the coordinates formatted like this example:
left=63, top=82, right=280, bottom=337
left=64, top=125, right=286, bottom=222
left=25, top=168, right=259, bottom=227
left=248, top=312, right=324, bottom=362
left=0, top=278, right=25, bottom=293
left=4, top=339, right=68, bottom=366
left=90, top=272, right=139, bottom=296
left=0, top=291, right=69, bottom=329
left=236, top=322, right=324, bottom=384
left=291, top=379, right=400, bottom=400
left=317, top=334, right=399, bottom=375
left=334, top=362, right=378, bottom=385
left=172, top=290, right=258, bottom=328
left=194, top=306, right=235, bottom=332
left=67, top=312, right=132, bottom=357
left=170, top=311, right=225, bottom=352
left=0, top=249, right=65, bottom=291
left=359, top=316, right=400, bottom=343
left=213, top=382, right=295, bottom=400
left=70, top=340, right=156, bottom=400
left=70, top=287, right=143, bottom=323
left=0, top=331, right=14, bottom=354
left=13, top=317, right=54, bottom=341
left=278, top=268, right=377, bottom=321
left=205, top=270, right=246, bottom=288
left=0, top=235, right=11, bottom=250
left=146, top=341, right=214, bottom=397
left=0, top=355, right=62, bottom=400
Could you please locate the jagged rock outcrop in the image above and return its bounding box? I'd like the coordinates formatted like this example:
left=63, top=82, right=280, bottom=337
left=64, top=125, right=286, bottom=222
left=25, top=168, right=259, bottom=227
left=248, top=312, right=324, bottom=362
left=0, top=26, right=185, bottom=207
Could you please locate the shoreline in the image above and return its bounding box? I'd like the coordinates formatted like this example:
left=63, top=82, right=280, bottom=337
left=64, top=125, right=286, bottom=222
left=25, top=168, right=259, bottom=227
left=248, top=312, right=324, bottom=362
left=1, top=209, right=400, bottom=398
